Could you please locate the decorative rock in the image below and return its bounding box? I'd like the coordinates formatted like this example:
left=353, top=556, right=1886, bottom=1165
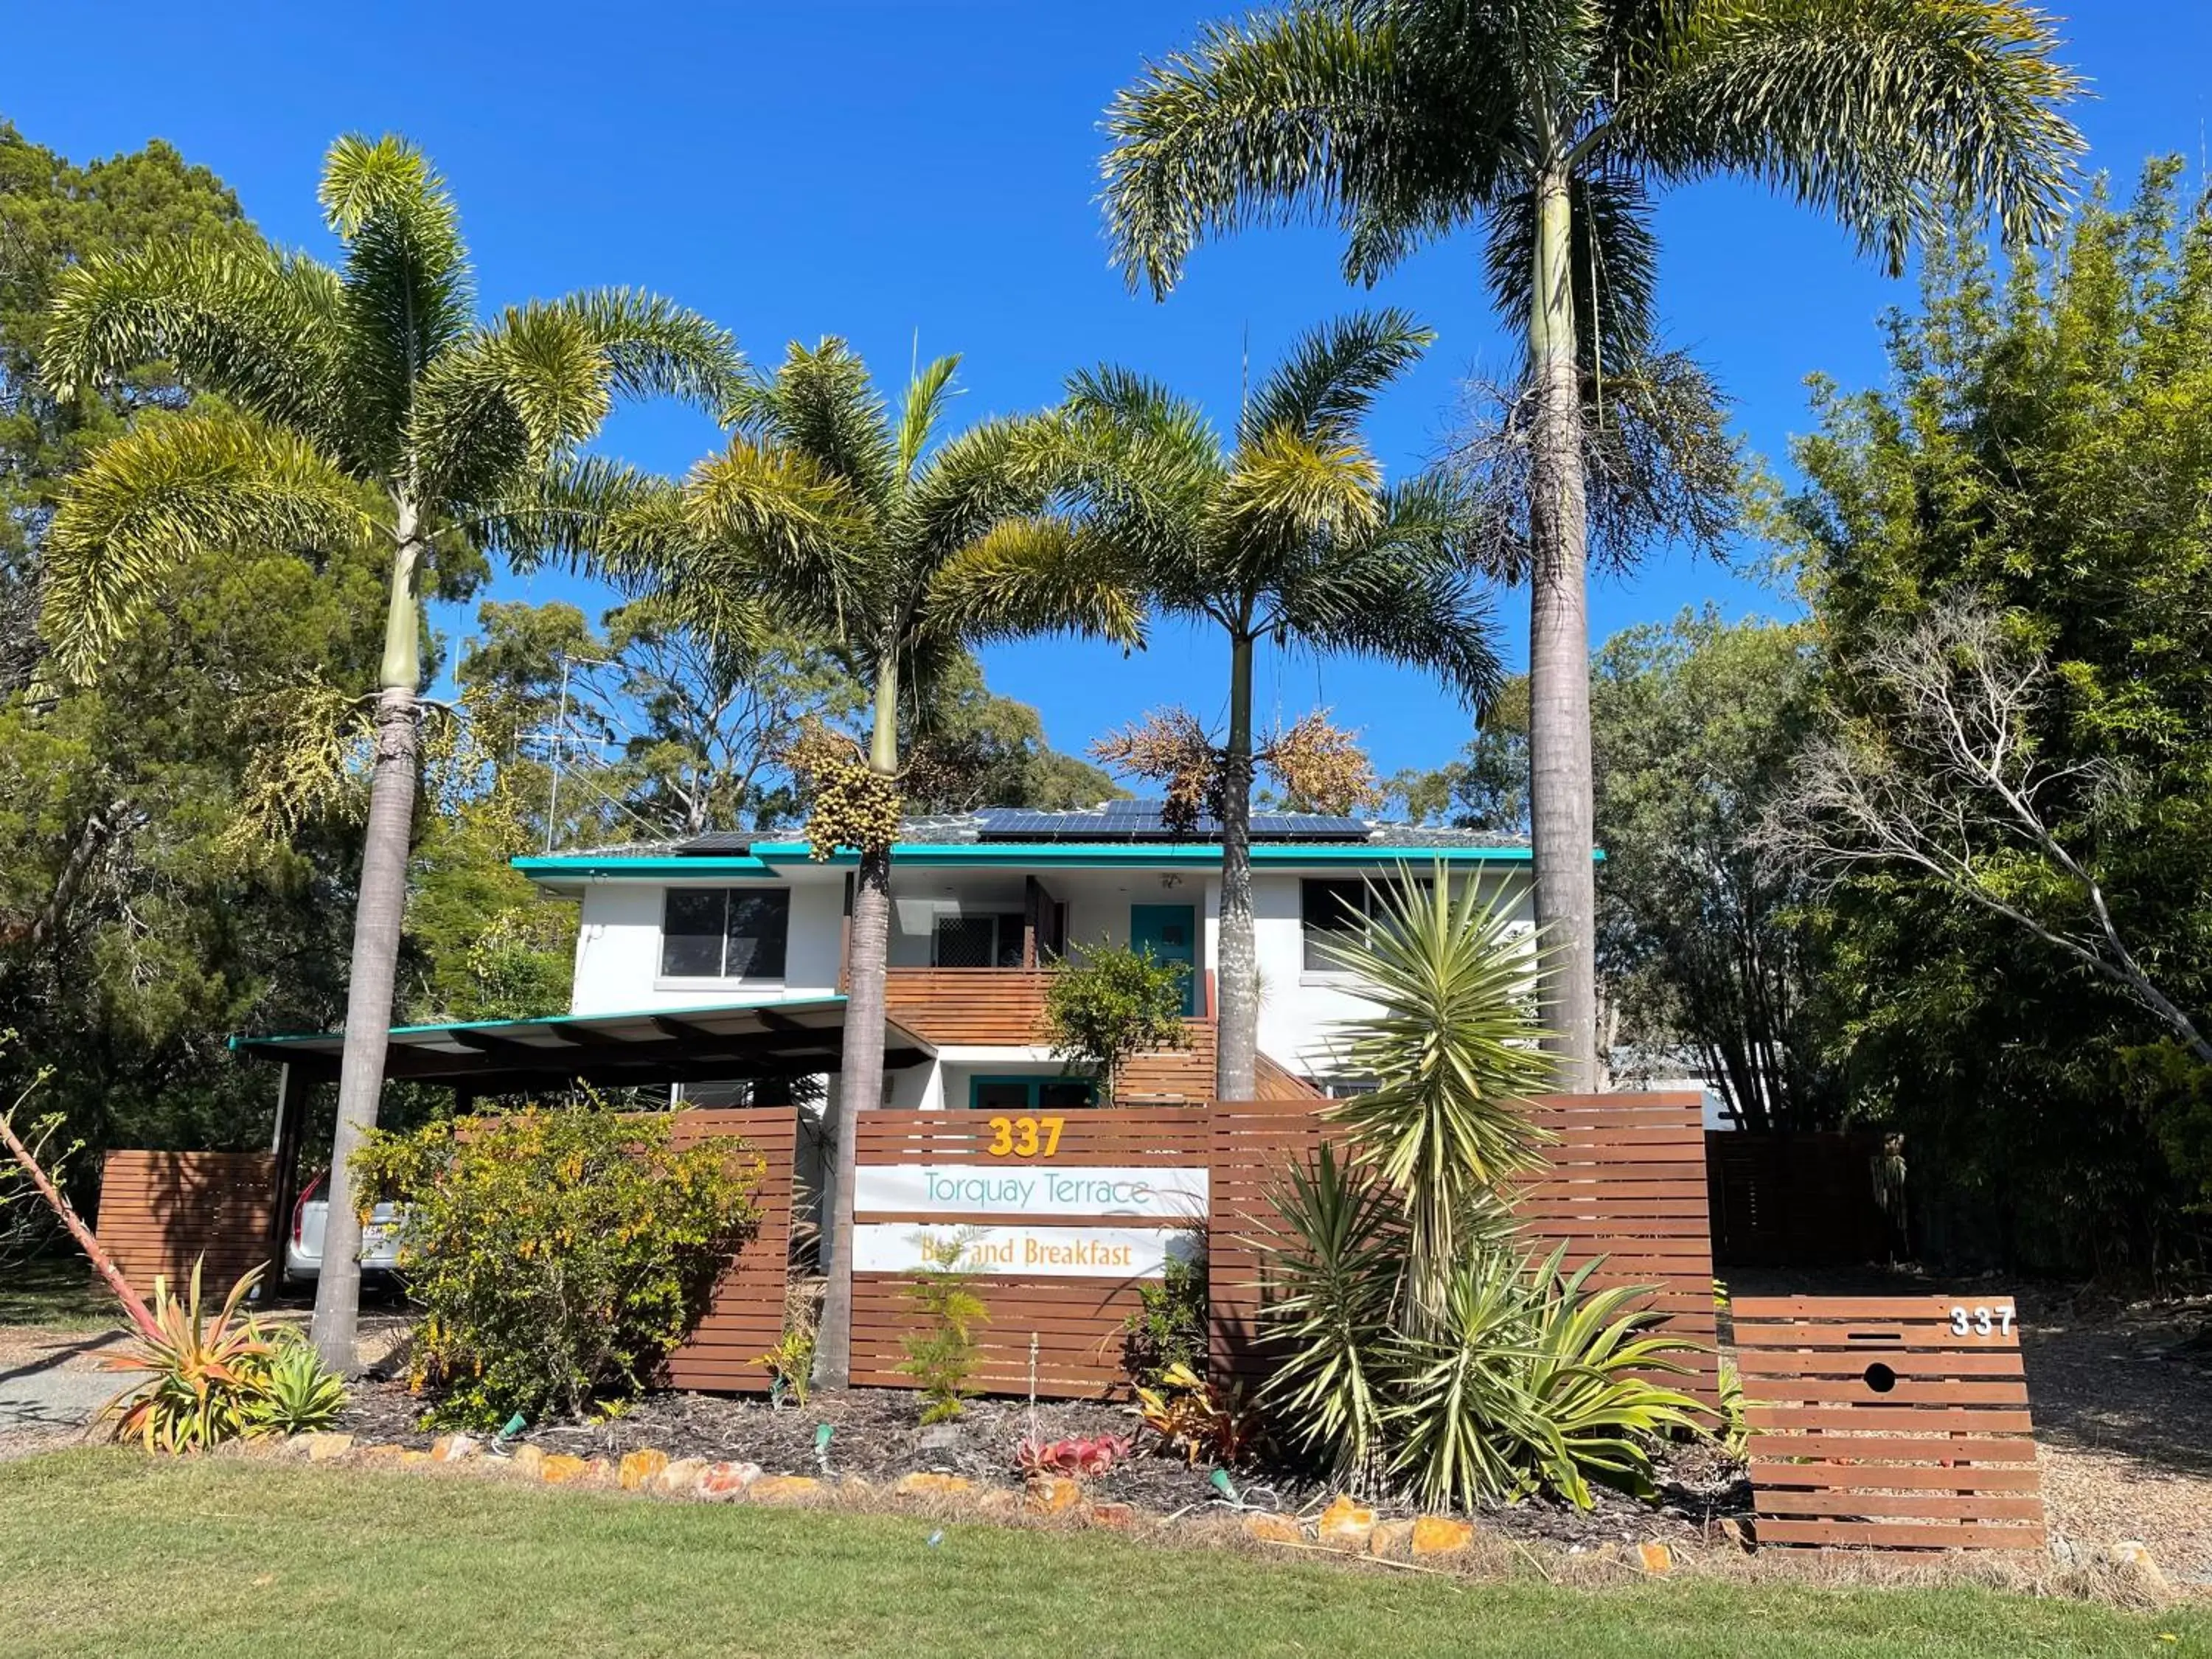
left=300, top=1433, right=354, bottom=1463
left=1025, top=1476, right=1082, bottom=1515
left=839, top=1475, right=874, bottom=1495
left=975, top=1489, right=1022, bottom=1514
left=2106, top=1541, right=2168, bottom=1590
left=917, top=1424, right=964, bottom=1453
left=430, top=1434, right=479, bottom=1464
left=540, top=1453, right=593, bottom=1486
left=893, top=1472, right=974, bottom=1498
left=1241, top=1513, right=1303, bottom=1545
left=1085, top=1501, right=1137, bottom=1530
left=1409, top=1517, right=1474, bottom=1558
left=1369, top=1520, right=1416, bottom=1560
left=1317, top=1496, right=1377, bottom=1551
left=619, top=1450, right=669, bottom=1492
left=658, top=1457, right=708, bottom=1495
left=698, top=1461, right=762, bottom=1500
left=508, top=1444, right=544, bottom=1478
left=358, top=1444, right=406, bottom=1463
left=400, top=1450, right=433, bottom=1467
left=1636, top=1540, right=1674, bottom=1576
left=749, top=1475, right=824, bottom=1503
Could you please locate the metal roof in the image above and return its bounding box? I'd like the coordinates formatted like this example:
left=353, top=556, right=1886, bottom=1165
left=230, top=997, right=933, bottom=1088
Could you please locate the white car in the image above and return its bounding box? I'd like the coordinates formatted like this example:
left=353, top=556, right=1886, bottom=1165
left=285, top=1172, right=406, bottom=1281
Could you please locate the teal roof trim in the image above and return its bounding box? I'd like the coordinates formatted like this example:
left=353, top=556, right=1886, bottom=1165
left=515, top=842, right=1538, bottom=880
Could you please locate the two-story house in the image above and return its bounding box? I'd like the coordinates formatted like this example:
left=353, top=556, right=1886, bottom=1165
left=510, top=801, right=1535, bottom=1112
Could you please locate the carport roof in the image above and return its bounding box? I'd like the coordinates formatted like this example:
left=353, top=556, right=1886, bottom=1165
left=228, top=996, right=933, bottom=1088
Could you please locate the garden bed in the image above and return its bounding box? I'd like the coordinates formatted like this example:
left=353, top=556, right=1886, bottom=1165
left=333, top=1375, right=1748, bottom=1551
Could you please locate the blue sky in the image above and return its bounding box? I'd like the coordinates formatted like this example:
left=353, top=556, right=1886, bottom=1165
left=11, top=3, right=2211, bottom=779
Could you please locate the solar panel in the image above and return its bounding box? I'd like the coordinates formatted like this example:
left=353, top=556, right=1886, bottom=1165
left=968, top=801, right=1373, bottom=844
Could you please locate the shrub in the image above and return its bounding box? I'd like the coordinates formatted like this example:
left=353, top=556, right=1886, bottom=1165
left=1134, top=1362, right=1265, bottom=1467
left=243, top=1328, right=349, bottom=1436
left=352, top=1106, right=762, bottom=1427
left=1121, top=1239, right=1206, bottom=1386
left=1016, top=1433, right=1131, bottom=1480
left=100, top=1262, right=276, bottom=1453
left=1042, top=937, right=1190, bottom=1100
left=896, top=1231, right=989, bottom=1424
left=759, top=1275, right=822, bottom=1408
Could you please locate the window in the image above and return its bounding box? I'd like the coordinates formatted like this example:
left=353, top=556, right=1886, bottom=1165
left=932, top=912, right=1029, bottom=968
left=969, top=1075, right=1097, bottom=1110
left=659, top=888, right=790, bottom=980
left=1300, top=877, right=1434, bottom=970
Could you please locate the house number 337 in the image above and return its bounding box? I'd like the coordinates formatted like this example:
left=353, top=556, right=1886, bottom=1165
left=1950, top=1304, right=2017, bottom=1338
left=985, top=1116, right=1065, bottom=1158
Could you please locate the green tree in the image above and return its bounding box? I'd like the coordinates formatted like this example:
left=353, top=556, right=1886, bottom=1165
left=630, top=340, right=1144, bottom=1386
left=1387, top=676, right=1529, bottom=834
left=37, top=133, right=740, bottom=1368
left=1764, top=164, right=2212, bottom=1269
left=1062, top=311, right=1503, bottom=1101
left=1042, top=939, right=1192, bottom=1102
left=1102, top=0, right=2085, bottom=1088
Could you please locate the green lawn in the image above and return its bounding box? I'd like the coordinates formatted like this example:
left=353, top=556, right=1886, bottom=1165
left=0, top=1453, right=2199, bottom=1659
left=0, top=1254, right=114, bottom=1329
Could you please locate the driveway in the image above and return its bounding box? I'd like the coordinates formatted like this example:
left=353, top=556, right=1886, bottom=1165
left=0, top=1326, right=125, bottom=1454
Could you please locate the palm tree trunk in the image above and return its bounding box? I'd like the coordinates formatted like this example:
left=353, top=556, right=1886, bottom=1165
left=1214, top=633, right=1259, bottom=1101
left=1524, top=165, right=1599, bottom=1092
left=310, top=522, right=424, bottom=1373
left=813, top=655, right=900, bottom=1388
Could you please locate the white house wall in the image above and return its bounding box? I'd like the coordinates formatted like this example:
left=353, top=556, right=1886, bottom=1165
left=568, top=873, right=844, bottom=1015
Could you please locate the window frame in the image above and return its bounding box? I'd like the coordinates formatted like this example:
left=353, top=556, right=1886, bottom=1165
left=656, top=885, right=792, bottom=984
left=966, top=1074, right=1099, bottom=1111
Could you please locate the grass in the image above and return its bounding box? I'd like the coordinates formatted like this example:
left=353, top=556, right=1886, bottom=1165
left=0, top=1453, right=2202, bottom=1659
left=0, top=1253, right=114, bottom=1329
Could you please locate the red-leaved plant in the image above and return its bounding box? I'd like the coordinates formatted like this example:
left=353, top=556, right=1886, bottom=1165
left=1015, top=1433, right=1133, bottom=1481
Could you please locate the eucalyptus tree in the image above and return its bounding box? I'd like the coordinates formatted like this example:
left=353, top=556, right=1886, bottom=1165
left=637, top=339, right=1145, bottom=1385
left=38, top=134, right=741, bottom=1369
left=1063, top=309, right=1504, bottom=1102
left=1103, top=0, right=2084, bottom=1087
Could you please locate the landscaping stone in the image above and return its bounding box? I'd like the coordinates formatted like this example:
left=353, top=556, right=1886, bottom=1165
left=975, top=1489, right=1022, bottom=1514
left=1636, top=1541, right=1674, bottom=1576
left=892, top=1472, right=973, bottom=1498
left=658, top=1457, right=708, bottom=1495
left=619, top=1449, right=669, bottom=1491
left=1025, top=1476, right=1082, bottom=1515
left=1368, top=1520, right=1416, bottom=1560
left=400, top=1450, right=433, bottom=1467
left=1408, top=1517, right=1473, bottom=1558
left=1316, top=1496, right=1377, bottom=1551
left=2105, top=1541, right=2169, bottom=1590
left=540, top=1453, right=593, bottom=1486
left=429, top=1434, right=479, bottom=1464
left=358, top=1444, right=406, bottom=1463
left=748, top=1475, right=823, bottom=1503
left=1085, top=1502, right=1136, bottom=1530
left=507, top=1444, right=544, bottom=1478
left=300, top=1433, right=353, bottom=1463
left=1241, top=1513, right=1303, bottom=1545
left=698, top=1461, right=762, bottom=1500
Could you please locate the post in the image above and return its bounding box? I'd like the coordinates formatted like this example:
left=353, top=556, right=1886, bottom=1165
left=1022, top=876, right=1043, bottom=970
left=265, top=1063, right=310, bottom=1292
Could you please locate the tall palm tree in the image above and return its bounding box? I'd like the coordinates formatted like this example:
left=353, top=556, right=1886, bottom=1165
left=632, top=339, right=1146, bottom=1385
left=1060, top=309, right=1505, bottom=1102
left=38, top=134, right=740, bottom=1370
left=1102, top=1, right=2084, bottom=1088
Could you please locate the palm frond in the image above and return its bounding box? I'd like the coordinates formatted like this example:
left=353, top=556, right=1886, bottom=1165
left=919, top=515, right=1149, bottom=652
left=1607, top=0, right=2084, bottom=274
left=41, top=239, right=347, bottom=451
left=466, top=453, right=678, bottom=573
left=546, top=288, right=745, bottom=420
left=679, top=436, right=869, bottom=636
left=1482, top=170, right=1660, bottom=376
left=1103, top=1, right=1526, bottom=296
left=895, top=354, right=962, bottom=481
left=1211, top=428, right=1384, bottom=574
left=754, top=337, right=900, bottom=512
left=1238, top=307, right=1433, bottom=449
left=39, top=410, right=376, bottom=678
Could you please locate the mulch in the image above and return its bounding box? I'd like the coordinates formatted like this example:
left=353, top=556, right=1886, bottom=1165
left=333, top=1373, right=1747, bottom=1548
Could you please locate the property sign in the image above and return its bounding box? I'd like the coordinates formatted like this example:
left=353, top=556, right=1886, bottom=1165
left=855, top=1164, right=1208, bottom=1222
left=851, top=1222, right=1200, bottom=1279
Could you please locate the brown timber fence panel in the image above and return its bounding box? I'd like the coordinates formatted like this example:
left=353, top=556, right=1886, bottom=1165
left=94, top=1150, right=278, bottom=1298
left=1735, top=1295, right=2045, bottom=1551
left=1208, top=1093, right=1720, bottom=1409
left=659, top=1107, right=797, bottom=1393
left=1707, top=1131, right=1890, bottom=1268
left=851, top=1108, right=1210, bottom=1399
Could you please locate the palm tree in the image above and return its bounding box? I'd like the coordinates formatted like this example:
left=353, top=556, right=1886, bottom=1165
left=38, top=134, right=740, bottom=1370
left=1102, top=1, right=2084, bottom=1088
left=633, top=339, right=1145, bottom=1386
left=1060, top=310, right=1505, bottom=1102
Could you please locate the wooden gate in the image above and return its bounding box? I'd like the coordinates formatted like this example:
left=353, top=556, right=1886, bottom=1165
left=850, top=1108, right=1210, bottom=1398
left=1734, top=1295, right=2045, bottom=1551
left=659, top=1107, right=799, bottom=1393
left=94, top=1150, right=278, bottom=1298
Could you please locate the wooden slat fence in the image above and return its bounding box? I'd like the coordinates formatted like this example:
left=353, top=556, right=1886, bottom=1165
left=660, top=1107, right=799, bottom=1393
left=1735, top=1295, right=2045, bottom=1551
left=1208, top=1093, right=1720, bottom=1409
left=851, top=1108, right=1210, bottom=1398
left=94, top=1150, right=278, bottom=1298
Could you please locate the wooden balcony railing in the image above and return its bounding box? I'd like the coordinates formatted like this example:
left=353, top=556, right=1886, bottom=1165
left=883, top=968, right=1052, bottom=1046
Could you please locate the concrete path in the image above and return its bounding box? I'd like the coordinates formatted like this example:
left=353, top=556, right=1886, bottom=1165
left=0, top=1329, right=125, bottom=1442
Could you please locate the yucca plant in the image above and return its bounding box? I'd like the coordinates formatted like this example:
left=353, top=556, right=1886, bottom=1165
left=243, top=1328, right=349, bottom=1437
left=101, top=1262, right=274, bottom=1453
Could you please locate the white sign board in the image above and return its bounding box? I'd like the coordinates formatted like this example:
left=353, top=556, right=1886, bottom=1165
left=852, top=1223, right=1200, bottom=1279
left=855, top=1164, right=1208, bottom=1222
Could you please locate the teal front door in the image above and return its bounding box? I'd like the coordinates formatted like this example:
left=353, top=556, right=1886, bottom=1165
left=1130, top=903, right=1198, bottom=1017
